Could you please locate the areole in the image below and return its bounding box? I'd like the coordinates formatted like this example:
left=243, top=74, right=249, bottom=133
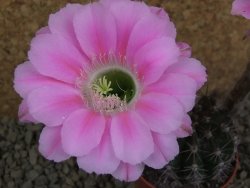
left=135, top=154, right=240, bottom=188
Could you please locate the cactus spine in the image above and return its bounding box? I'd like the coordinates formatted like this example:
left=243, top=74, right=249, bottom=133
left=144, top=96, right=239, bottom=188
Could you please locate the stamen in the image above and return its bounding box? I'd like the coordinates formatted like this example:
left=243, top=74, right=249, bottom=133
left=89, top=91, right=127, bottom=114
left=76, top=53, right=140, bottom=115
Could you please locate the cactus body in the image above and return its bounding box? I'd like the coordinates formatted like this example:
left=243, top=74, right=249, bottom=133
left=144, top=96, right=238, bottom=188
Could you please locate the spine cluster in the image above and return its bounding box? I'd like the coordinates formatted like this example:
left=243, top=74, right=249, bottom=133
left=144, top=96, right=239, bottom=188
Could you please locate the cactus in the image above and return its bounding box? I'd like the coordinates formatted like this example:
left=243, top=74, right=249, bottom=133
left=143, top=96, right=239, bottom=188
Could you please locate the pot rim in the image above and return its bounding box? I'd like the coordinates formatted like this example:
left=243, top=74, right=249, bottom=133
left=220, top=153, right=240, bottom=188
left=137, top=153, right=240, bottom=188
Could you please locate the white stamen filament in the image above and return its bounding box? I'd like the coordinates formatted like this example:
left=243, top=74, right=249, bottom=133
left=89, top=91, right=127, bottom=114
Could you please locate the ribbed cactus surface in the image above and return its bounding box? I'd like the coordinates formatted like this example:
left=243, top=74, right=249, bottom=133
left=144, top=96, right=239, bottom=188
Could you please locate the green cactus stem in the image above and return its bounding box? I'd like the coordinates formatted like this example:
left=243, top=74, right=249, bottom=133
left=143, top=96, right=239, bottom=188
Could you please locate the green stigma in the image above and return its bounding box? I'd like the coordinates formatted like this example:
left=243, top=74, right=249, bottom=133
left=92, top=76, right=113, bottom=96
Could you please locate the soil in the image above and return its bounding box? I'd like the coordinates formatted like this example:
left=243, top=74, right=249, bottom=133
left=0, top=0, right=250, bottom=187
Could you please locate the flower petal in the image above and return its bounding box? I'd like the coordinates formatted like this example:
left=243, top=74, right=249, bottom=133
left=14, top=62, right=61, bottom=98
left=73, top=3, right=117, bottom=58
left=39, top=126, right=70, bottom=162
left=36, top=26, right=51, bottom=35
left=112, top=162, right=144, bottom=182
left=174, top=114, right=193, bottom=138
left=77, top=119, right=120, bottom=174
left=100, top=0, right=127, bottom=6
left=136, top=93, right=184, bottom=134
left=145, top=73, right=197, bottom=112
left=231, top=0, right=250, bottom=19
left=150, top=6, right=176, bottom=37
left=165, top=57, right=207, bottom=89
left=132, top=37, right=179, bottom=85
left=177, top=42, right=192, bottom=58
left=108, top=0, right=151, bottom=55
left=61, top=109, right=105, bottom=157
left=150, top=6, right=168, bottom=18
left=111, top=111, right=154, bottom=165
left=28, top=33, right=86, bottom=84
left=144, top=132, right=179, bottom=169
left=27, top=84, right=83, bottom=127
left=148, top=7, right=176, bottom=38
left=48, top=4, right=86, bottom=54
left=18, top=100, right=38, bottom=123
left=126, top=12, right=176, bottom=59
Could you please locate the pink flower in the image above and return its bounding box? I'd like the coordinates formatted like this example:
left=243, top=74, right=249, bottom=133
left=14, top=0, right=206, bottom=182
left=231, top=0, right=250, bottom=19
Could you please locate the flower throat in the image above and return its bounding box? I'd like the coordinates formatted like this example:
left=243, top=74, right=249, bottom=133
left=88, top=68, right=137, bottom=114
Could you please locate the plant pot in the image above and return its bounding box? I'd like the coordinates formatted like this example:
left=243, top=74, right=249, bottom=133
left=136, top=154, right=240, bottom=188
left=220, top=154, right=240, bottom=188
left=135, top=176, right=155, bottom=188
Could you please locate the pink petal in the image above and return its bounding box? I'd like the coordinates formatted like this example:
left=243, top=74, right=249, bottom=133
left=14, top=62, right=61, bottom=98
left=145, top=73, right=197, bottom=112
left=73, top=3, right=117, bottom=58
left=27, top=84, right=83, bottom=127
left=149, top=6, right=176, bottom=38
left=165, top=57, right=207, bottom=89
left=132, top=37, right=179, bottom=85
left=111, top=111, right=154, bottom=165
left=136, top=93, right=184, bottom=134
left=28, top=34, right=87, bottom=84
left=108, top=0, right=151, bottom=55
left=18, top=100, right=38, bottom=123
left=61, top=109, right=106, bottom=157
left=39, top=126, right=70, bottom=162
left=100, top=0, right=127, bottom=6
left=150, top=6, right=171, bottom=20
left=231, top=0, right=250, bottom=19
left=126, top=11, right=176, bottom=59
left=174, top=114, right=193, bottom=138
left=177, top=42, right=192, bottom=58
left=36, top=26, right=51, bottom=35
left=77, top=119, right=120, bottom=174
left=144, top=132, right=179, bottom=169
left=48, top=4, right=86, bottom=54
left=112, top=162, right=144, bottom=182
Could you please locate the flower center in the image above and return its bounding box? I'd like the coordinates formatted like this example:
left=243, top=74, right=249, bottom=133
left=85, top=66, right=138, bottom=115
left=93, top=69, right=136, bottom=103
